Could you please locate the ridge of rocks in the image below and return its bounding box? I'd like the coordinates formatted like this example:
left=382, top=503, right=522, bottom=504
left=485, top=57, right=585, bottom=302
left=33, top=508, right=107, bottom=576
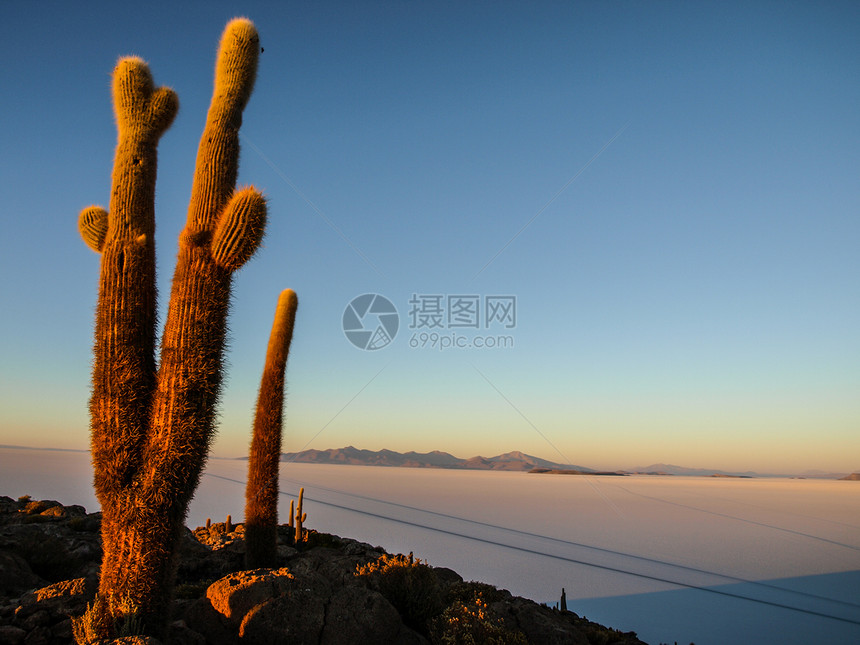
left=0, top=496, right=646, bottom=644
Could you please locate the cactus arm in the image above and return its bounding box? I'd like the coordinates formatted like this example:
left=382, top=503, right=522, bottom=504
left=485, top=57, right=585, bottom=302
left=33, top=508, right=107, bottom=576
left=109, top=58, right=178, bottom=242
left=211, top=186, right=267, bottom=270
left=142, top=18, right=264, bottom=493
left=78, top=207, right=108, bottom=252
left=187, top=18, right=261, bottom=235
left=245, top=289, right=298, bottom=568
left=85, top=57, right=178, bottom=504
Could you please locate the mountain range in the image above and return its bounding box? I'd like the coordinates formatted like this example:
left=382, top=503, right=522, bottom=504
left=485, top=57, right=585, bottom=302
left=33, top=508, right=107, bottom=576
left=257, top=447, right=857, bottom=479
left=273, top=446, right=591, bottom=472
left=628, top=463, right=855, bottom=479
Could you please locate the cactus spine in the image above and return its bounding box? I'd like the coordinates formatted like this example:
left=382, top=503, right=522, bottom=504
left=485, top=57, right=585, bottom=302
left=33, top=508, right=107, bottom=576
left=245, top=289, right=299, bottom=568
left=78, top=19, right=265, bottom=640
left=295, top=486, right=307, bottom=542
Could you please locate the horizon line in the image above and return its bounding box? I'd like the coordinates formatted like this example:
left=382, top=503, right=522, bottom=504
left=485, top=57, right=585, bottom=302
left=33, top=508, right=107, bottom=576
left=1, top=444, right=856, bottom=478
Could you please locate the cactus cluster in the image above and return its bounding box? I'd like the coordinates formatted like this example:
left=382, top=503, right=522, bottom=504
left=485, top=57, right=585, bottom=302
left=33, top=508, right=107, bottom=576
left=77, top=18, right=278, bottom=640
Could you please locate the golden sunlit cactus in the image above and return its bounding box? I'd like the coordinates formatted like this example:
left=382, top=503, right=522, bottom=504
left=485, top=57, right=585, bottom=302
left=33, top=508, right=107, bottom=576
left=77, top=18, right=266, bottom=641
left=295, top=486, right=307, bottom=542
left=245, top=289, right=299, bottom=568
left=78, top=57, right=178, bottom=504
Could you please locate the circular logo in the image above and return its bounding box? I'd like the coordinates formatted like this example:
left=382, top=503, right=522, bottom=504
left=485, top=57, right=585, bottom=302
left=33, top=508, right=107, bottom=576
left=342, top=293, right=399, bottom=350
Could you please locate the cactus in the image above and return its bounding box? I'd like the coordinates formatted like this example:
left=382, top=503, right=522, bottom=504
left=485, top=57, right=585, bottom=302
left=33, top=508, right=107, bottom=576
left=244, top=289, right=299, bottom=568
left=295, top=486, right=307, bottom=542
left=288, top=499, right=295, bottom=529
left=78, top=19, right=265, bottom=640
left=225, top=514, right=233, bottom=533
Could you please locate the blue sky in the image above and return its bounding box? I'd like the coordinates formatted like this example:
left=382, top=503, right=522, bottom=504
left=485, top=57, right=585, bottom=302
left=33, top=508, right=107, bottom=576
left=1, top=1, right=858, bottom=473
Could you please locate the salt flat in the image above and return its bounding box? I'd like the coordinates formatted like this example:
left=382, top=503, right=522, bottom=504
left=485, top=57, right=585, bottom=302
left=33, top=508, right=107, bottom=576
left=2, top=447, right=858, bottom=644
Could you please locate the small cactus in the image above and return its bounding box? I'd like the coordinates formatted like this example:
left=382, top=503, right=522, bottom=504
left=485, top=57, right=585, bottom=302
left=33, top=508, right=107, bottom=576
left=225, top=514, right=233, bottom=533
left=205, top=518, right=211, bottom=529
left=294, top=487, right=306, bottom=542
left=288, top=499, right=295, bottom=529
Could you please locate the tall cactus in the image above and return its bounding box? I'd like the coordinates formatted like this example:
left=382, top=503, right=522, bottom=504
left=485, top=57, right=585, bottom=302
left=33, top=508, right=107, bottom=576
left=77, top=19, right=265, bottom=640
left=245, top=289, right=299, bottom=568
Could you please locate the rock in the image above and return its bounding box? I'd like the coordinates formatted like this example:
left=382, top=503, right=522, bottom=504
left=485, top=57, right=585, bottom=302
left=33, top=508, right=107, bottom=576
left=492, top=597, right=590, bottom=645
left=178, top=528, right=246, bottom=583
left=206, top=568, right=294, bottom=627
left=64, top=505, right=88, bottom=518
left=320, top=585, right=427, bottom=645
left=0, top=523, right=101, bottom=582
left=22, top=624, right=51, bottom=645
left=182, top=597, right=237, bottom=645
left=236, top=586, right=326, bottom=644
left=0, top=625, right=27, bottom=645
left=275, top=544, right=297, bottom=559
left=283, top=548, right=355, bottom=589
left=23, top=500, right=61, bottom=516
left=19, top=577, right=96, bottom=618
left=431, top=566, right=463, bottom=587
left=0, top=498, right=648, bottom=645
left=51, top=618, right=73, bottom=640
left=18, top=608, right=51, bottom=631
left=0, top=550, right=44, bottom=597
left=234, top=560, right=427, bottom=645
left=39, top=506, right=67, bottom=518
left=168, top=619, right=207, bottom=645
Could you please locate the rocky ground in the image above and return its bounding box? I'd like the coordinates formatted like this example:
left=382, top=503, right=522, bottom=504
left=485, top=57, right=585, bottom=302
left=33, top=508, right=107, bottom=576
left=0, top=495, right=647, bottom=644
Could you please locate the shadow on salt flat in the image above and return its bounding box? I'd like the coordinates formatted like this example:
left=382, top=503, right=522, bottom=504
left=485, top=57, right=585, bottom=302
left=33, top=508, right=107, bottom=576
left=567, top=570, right=860, bottom=645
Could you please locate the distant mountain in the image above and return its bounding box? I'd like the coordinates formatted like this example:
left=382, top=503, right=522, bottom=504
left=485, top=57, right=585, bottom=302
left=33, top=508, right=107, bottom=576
left=796, top=469, right=855, bottom=480
left=628, top=463, right=855, bottom=479
left=232, top=446, right=853, bottom=479
left=0, top=445, right=88, bottom=453
left=838, top=473, right=860, bottom=481
left=628, top=463, right=762, bottom=477
left=272, top=446, right=591, bottom=472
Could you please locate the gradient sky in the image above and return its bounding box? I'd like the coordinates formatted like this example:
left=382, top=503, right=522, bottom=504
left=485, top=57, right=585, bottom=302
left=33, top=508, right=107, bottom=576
left=1, top=1, right=858, bottom=473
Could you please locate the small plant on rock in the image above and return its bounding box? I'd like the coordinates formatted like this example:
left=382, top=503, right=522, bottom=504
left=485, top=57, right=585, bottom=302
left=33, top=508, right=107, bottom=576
left=430, top=592, right=527, bottom=645
left=355, top=552, right=445, bottom=634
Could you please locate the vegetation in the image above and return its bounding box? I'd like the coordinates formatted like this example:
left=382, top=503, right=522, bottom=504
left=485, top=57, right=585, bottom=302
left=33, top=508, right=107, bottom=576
left=77, top=18, right=268, bottom=640
left=355, top=552, right=446, bottom=634
left=430, top=592, right=528, bottom=645
left=245, top=289, right=299, bottom=568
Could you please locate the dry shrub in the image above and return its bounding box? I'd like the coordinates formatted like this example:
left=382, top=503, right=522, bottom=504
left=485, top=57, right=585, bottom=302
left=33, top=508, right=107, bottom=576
left=355, top=552, right=445, bottom=633
left=430, top=592, right=527, bottom=645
